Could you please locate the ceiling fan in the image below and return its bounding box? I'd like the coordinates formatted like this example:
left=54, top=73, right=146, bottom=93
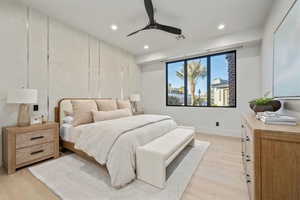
left=127, top=0, right=185, bottom=39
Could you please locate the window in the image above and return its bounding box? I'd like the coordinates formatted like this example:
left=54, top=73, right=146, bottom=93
left=166, top=51, right=236, bottom=107
left=167, top=61, right=185, bottom=106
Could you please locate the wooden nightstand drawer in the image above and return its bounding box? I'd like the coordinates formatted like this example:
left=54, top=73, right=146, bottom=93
left=16, top=142, right=54, bottom=166
left=16, top=129, right=55, bottom=149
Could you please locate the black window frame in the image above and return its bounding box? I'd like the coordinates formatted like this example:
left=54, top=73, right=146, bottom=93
left=166, top=50, right=237, bottom=108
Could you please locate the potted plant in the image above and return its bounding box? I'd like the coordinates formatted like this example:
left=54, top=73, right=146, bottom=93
left=249, top=93, right=281, bottom=113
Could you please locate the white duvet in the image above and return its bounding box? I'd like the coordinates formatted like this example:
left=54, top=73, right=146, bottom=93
left=74, top=114, right=177, bottom=188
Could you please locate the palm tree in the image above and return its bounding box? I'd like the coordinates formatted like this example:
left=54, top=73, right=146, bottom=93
left=176, top=61, right=207, bottom=106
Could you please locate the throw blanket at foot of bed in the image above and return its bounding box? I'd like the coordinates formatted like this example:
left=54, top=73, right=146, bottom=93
left=74, top=115, right=177, bottom=188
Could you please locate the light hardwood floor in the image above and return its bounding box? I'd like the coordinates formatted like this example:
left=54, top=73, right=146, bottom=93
left=0, top=134, right=249, bottom=200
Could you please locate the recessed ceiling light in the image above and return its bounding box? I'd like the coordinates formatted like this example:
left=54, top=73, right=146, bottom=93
left=144, top=45, right=149, bottom=50
left=218, top=24, right=225, bottom=30
left=111, top=24, right=118, bottom=31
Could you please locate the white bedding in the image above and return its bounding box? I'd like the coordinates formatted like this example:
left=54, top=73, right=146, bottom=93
left=74, top=114, right=177, bottom=188
left=60, top=123, right=92, bottom=143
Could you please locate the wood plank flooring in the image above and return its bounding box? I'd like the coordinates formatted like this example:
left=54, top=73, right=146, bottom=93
left=0, top=134, right=249, bottom=200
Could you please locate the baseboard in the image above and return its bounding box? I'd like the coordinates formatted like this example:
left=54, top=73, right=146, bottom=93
left=195, top=126, right=241, bottom=138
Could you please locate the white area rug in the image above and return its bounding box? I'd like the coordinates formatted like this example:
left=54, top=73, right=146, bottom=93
left=29, top=140, right=209, bottom=200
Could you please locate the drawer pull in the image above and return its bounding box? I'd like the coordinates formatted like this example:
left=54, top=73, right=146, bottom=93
left=30, top=136, right=44, bottom=141
left=246, top=136, right=250, bottom=142
left=247, top=180, right=251, bottom=183
left=246, top=155, right=251, bottom=162
left=30, top=150, right=44, bottom=155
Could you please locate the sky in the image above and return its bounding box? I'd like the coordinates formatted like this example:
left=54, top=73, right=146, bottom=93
left=168, top=54, right=229, bottom=95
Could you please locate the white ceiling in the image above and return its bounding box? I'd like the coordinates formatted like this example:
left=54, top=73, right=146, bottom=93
left=16, top=0, right=273, bottom=56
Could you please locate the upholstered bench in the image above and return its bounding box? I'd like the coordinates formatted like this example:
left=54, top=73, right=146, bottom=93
left=136, top=126, right=195, bottom=188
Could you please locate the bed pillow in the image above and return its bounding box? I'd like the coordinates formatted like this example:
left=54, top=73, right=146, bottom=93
left=92, top=108, right=132, bottom=122
left=63, top=116, right=74, bottom=124
left=117, top=100, right=132, bottom=111
left=64, top=110, right=73, bottom=117
left=95, top=99, right=117, bottom=111
left=71, top=100, right=98, bottom=126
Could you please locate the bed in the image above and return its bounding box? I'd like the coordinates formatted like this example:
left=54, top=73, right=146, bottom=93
left=54, top=98, right=180, bottom=188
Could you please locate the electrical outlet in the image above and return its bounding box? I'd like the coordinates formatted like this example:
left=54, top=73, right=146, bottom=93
left=216, top=122, right=220, bottom=127
left=33, top=104, right=39, bottom=112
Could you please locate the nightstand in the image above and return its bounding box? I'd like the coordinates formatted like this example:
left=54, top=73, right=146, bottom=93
left=2, top=122, right=59, bottom=174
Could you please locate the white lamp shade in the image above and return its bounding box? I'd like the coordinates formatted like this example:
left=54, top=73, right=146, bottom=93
left=7, top=89, right=38, bottom=104
left=130, top=94, right=141, bottom=102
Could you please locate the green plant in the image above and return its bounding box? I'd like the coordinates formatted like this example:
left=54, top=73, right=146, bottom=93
left=249, top=97, right=273, bottom=105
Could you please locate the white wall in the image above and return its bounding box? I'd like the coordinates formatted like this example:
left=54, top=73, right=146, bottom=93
left=261, top=0, right=300, bottom=118
left=136, top=27, right=262, bottom=65
left=141, top=45, right=261, bottom=137
left=0, top=0, right=141, bottom=166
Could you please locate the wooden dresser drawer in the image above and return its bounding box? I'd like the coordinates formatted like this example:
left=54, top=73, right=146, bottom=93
left=16, top=142, right=54, bottom=165
left=246, top=161, right=255, bottom=200
left=16, top=129, right=55, bottom=149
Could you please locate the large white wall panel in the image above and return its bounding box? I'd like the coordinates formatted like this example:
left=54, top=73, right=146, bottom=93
left=128, top=57, right=142, bottom=95
left=28, top=9, right=48, bottom=116
left=89, top=36, right=100, bottom=98
left=0, top=0, right=27, bottom=166
left=48, top=20, right=89, bottom=119
left=99, top=42, right=122, bottom=99
left=0, top=1, right=27, bottom=97
left=119, top=52, right=130, bottom=99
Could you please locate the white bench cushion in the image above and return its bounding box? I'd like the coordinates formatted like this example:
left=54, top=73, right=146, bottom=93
left=140, top=127, right=195, bottom=160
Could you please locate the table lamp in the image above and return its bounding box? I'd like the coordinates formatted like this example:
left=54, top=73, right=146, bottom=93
left=7, top=89, right=38, bottom=127
left=130, top=94, right=141, bottom=113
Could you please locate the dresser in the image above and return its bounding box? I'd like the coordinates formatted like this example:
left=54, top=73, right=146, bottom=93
left=2, top=122, right=59, bottom=174
left=241, top=114, right=300, bottom=200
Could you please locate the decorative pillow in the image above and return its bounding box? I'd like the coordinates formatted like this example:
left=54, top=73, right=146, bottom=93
left=117, top=100, right=132, bottom=111
left=92, top=108, right=132, bottom=122
left=64, top=110, right=73, bottom=117
left=95, top=99, right=117, bottom=111
left=71, top=100, right=98, bottom=126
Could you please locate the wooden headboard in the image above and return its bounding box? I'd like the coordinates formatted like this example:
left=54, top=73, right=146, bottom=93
left=54, top=98, right=112, bottom=126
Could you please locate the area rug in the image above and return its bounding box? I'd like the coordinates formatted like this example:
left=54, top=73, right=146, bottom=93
left=29, top=140, right=209, bottom=200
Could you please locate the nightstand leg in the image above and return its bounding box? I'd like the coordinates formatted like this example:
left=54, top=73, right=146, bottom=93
left=54, top=152, right=59, bottom=159
left=7, top=167, right=16, bottom=175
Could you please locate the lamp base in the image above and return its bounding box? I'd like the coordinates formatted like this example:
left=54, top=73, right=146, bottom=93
left=17, top=104, right=31, bottom=127
left=132, top=102, right=138, bottom=113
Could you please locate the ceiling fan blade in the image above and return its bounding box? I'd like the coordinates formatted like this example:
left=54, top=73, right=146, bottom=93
left=127, top=26, right=149, bottom=37
left=144, top=0, right=155, bottom=24
left=156, top=23, right=182, bottom=35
